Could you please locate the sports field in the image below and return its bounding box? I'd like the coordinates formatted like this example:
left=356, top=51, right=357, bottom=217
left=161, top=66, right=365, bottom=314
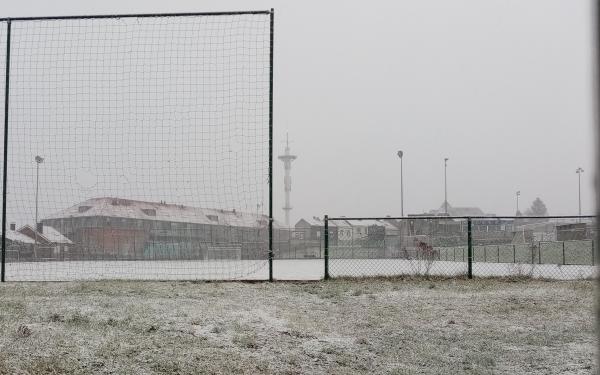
left=0, top=278, right=593, bottom=374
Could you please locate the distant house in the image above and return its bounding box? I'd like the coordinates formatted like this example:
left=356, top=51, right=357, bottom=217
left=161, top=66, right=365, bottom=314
left=18, top=224, right=73, bottom=260
left=5, top=224, right=35, bottom=260
left=333, top=219, right=353, bottom=242
left=294, top=217, right=337, bottom=243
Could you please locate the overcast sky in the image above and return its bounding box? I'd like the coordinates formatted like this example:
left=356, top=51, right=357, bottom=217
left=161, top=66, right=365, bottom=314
left=2, top=0, right=596, bottom=225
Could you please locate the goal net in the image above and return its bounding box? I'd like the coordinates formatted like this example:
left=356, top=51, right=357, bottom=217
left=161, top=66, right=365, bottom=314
left=0, top=11, right=273, bottom=280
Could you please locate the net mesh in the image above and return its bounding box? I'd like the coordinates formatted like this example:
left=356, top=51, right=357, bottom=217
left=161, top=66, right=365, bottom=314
left=0, top=13, right=272, bottom=280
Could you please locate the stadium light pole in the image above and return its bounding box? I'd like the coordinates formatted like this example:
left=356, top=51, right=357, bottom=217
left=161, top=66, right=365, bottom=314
left=397, top=151, right=404, bottom=217
left=516, top=190, right=520, bottom=215
left=34, top=155, right=44, bottom=257
left=444, top=158, right=449, bottom=214
left=576, top=167, right=584, bottom=219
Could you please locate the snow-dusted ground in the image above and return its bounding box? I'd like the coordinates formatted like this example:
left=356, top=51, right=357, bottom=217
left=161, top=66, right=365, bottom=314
left=0, top=279, right=593, bottom=373
left=4, top=258, right=595, bottom=281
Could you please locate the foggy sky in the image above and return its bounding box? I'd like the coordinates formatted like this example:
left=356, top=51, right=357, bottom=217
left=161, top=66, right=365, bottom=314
left=2, top=0, right=595, bottom=225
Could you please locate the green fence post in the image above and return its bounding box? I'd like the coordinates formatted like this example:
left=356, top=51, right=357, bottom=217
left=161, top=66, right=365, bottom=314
left=538, top=242, right=541, bottom=264
left=513, top=244, right=516, bottom=263
left=497, top=245, right=500, bottom=263
left=592, top=240, right=594, bottom=266
left=562, top=241, right=565, bottom=265
left=324, top=215, right=329, bottom=280
left=467, top=218, right=472, bottom=279
left=531, top=245, right=534, bottom=264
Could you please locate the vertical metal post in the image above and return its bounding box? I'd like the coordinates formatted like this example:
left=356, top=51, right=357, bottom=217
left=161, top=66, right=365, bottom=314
left=467, top=218, right=472, bottom=279
left=268, top=9, right=274, bottom=282
left=484, top=246, right=486, bottom=262
left=513, top=244, right=516, bottom=263
left=592, top=240, right=595, bottom=265
left=562, top=241, right=565, bottom=265
left=497, top=245, right=500, bottom=263
left=538, top=242, right=541, bottom=264
left=531, top=244, right=534, bottom=264
left=444, top=158, right=448, bottom=214
left=324, top=215, right=329, bottom=280
left=1, top=20, right=11, bottom=283
left=400, top=154, right=404, bottom=217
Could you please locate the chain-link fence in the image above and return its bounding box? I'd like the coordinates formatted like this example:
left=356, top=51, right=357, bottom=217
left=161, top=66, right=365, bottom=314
left=324, top=215, right=596, bottom=280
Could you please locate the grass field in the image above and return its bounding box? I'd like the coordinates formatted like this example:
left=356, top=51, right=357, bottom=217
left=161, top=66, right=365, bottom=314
left=0, top=278, right=594, bottom=374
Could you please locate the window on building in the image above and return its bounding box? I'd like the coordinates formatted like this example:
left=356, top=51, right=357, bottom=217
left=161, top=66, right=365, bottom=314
left=141, top=209, right=156, bottom=216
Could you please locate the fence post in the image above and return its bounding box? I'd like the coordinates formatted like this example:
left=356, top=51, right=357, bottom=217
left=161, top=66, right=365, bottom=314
left=324, top=215, right=329, bottom=280
left=531, top=244, right=534, bottom=264
left=592, top=240, right=594, bottom=266
left=538, top=242, right=541, bottom=264
left=467, top=218, right=472, bottom=279
left=513, top=244, right=516, bottom=263
left=562, top=241, right=565, bottom=265
left=497, top=245, right=500, bottom=263
left=1, top=20, right=12, bottom=283
left=484, top=246, right=486, bottom=262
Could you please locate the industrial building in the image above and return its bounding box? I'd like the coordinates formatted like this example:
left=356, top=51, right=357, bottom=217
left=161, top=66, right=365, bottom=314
left=40, top=197, right=284, bottom=260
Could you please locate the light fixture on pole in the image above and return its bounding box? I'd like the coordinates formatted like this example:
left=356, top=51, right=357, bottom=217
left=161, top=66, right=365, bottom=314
left=397, top=150, right=404, bottom=217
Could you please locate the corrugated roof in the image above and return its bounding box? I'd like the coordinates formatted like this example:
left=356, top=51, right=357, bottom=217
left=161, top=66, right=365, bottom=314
left=44, top=197, right=282, bottom=229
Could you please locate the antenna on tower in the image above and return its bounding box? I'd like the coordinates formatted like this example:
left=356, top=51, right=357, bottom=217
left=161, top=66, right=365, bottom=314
left=278, top=132, right=297, bottom=227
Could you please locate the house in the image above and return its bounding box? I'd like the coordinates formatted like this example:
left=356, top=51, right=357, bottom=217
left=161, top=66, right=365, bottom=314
left=333, top=219, right=353, bottom=242
left=5, top=223, right=35, bottom=261
left=18, top=224, right=73, bottom=260
left=294, top=217, right=337, bottom=243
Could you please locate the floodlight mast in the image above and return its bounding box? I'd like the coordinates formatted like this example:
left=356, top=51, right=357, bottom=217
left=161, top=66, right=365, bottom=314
left=444, top=158, right=449, bottom=214
left=576, top=167, right=584, bottom=218
left=397, top=150, right=404, bottom=217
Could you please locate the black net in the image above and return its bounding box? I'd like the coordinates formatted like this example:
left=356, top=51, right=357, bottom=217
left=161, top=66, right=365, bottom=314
left=0, top=13, right=272, bottom=281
